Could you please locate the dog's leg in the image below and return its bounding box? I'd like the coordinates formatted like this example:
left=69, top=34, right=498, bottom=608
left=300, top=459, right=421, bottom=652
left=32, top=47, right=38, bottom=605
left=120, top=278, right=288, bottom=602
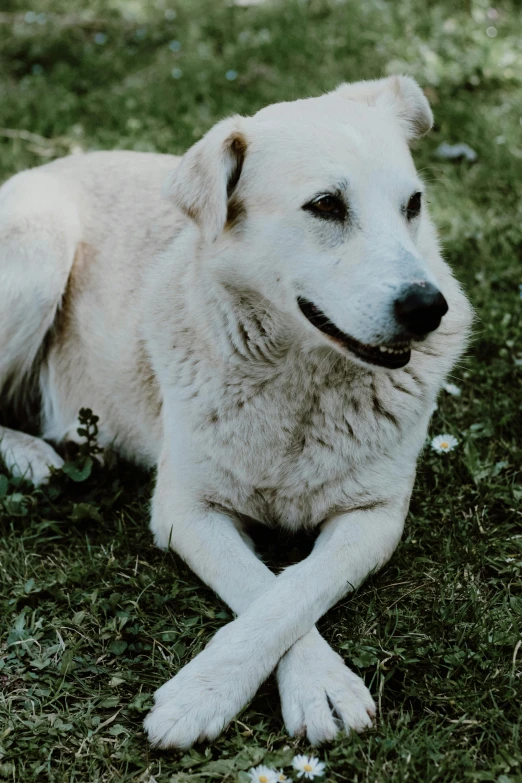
left=0, top=168, right=80, bottom=483
left=0, top=426, right=64, bottom=485
left=145, top=461, right=407, bottom=747
left=150, top=493, right=374, bottom=743
left=147, top=456, right=376, bottom=745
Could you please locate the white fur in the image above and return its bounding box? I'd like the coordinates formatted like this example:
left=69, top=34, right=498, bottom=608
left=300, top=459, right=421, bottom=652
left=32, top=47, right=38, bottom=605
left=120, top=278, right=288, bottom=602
left=0, top=77, right=472, bottom=747
left=0, top=426, right=64, bottom=485
left=0, top=169, right=80, bottom=402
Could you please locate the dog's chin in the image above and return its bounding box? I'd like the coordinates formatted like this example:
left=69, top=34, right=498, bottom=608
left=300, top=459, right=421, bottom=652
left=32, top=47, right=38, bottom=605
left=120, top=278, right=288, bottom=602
left=297, top=297, right=411, bottom=370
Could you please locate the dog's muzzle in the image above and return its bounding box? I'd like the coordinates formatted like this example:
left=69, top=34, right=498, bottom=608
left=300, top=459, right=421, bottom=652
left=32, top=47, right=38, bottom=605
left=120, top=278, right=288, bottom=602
left=297, top=285, right=448, bottom=369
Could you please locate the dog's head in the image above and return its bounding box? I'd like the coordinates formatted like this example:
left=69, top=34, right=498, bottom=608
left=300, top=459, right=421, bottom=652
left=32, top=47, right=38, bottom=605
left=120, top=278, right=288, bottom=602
left=168, top=75, right=448, bottom=370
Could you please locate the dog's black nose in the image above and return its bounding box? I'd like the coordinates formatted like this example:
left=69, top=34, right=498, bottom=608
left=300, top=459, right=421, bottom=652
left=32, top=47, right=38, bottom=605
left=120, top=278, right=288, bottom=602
left=394, top=283, right=448, bottom=336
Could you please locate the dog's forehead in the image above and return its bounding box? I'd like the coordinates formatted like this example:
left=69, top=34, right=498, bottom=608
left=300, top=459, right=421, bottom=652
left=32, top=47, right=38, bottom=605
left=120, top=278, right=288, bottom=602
left=252, top=92, right=402, bottom=145
left=254, top=90, right=365, bottom=121
left=245, top=92, right=415, bottom=187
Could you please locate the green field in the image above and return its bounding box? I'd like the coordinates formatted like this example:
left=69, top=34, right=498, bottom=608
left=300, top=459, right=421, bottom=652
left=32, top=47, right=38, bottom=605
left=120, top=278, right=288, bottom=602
left=0, top=1, right=521, bottom=781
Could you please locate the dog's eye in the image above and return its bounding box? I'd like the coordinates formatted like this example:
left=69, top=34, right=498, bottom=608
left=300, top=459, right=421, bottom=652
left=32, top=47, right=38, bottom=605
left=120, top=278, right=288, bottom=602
left=303, top=194, right=346, bottom=221
left=405, top=191, right=422, bottom=220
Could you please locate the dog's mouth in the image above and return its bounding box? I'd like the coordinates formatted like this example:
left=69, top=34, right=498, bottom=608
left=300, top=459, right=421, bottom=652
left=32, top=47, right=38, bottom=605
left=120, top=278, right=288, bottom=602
left=297, top=297, right=411, bottom=369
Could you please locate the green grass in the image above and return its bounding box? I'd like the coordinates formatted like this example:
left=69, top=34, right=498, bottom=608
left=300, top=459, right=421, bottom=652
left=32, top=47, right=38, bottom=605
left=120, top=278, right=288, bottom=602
left=1, top=0, right=521, bottom=780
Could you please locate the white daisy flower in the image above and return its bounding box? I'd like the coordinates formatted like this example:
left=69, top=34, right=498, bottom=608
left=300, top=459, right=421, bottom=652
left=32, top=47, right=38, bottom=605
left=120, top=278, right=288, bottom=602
left=431, top=434, right=459, bottom=454
left=276, top=771, right=287, bottom=782
left=443, top=382, right=461, bottom=397
left=292, top=755, right=326, bottom=779
left=248, top=765, right=278, bottom=783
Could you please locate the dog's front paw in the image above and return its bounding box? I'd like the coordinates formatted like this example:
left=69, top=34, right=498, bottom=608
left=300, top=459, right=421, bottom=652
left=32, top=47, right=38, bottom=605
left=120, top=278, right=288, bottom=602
left=277, top=630, right=376, bottom=745
left=144, top=643, right=257, bottom=749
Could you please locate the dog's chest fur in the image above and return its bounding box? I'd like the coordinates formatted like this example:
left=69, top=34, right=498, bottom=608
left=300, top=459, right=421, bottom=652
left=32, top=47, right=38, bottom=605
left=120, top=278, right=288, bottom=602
left=167, top=335, right=431, bottom=530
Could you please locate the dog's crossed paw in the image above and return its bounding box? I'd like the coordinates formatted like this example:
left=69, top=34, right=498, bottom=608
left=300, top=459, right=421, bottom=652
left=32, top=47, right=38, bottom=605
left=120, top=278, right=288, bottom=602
left=145, top=632, right=376, bottom=749
left=143, top=645, right=258, bottom=749
left=277, top=631, right=376, bottom=745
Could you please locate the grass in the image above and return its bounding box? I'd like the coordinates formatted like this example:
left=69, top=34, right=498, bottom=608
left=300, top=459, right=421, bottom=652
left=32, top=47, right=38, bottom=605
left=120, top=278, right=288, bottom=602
left=0, top=0, right=521, bottom=780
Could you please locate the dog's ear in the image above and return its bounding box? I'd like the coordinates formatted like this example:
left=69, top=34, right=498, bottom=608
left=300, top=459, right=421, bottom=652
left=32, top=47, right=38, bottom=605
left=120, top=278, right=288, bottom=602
left=167, top=116, right=247, bottom=242
left=334, top=75, right=433, bottom=140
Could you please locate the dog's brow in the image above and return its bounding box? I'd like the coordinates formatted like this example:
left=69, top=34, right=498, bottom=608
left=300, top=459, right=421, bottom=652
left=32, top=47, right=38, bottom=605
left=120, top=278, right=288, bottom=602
left=306, top=178, right=349, bottom=198
left=331, top=179, right=349, bottom=196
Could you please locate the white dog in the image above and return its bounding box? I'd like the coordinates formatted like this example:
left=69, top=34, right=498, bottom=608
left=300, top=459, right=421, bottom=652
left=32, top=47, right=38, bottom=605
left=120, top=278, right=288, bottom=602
left=0, top=76, right=472, bottom=748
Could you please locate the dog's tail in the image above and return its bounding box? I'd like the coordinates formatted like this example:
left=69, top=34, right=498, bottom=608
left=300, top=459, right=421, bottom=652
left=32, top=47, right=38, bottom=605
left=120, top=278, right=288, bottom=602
left=0, top=167, right=80, bottom=417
